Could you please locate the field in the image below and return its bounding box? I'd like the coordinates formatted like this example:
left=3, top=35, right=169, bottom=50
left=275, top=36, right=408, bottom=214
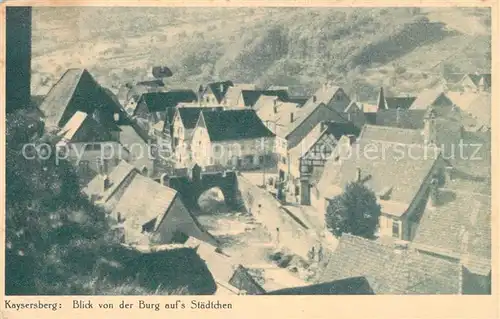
left=31, top=7, right=491, bottom=100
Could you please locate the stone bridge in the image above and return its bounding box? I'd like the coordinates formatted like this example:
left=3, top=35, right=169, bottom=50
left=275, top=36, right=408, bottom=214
left=154, top=164, right=241, bottom=210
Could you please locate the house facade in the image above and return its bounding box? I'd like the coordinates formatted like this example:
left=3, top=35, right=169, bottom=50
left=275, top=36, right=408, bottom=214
left=191, top=110, right=276, bottom=170
left=172, top=107, right=223, bottom=168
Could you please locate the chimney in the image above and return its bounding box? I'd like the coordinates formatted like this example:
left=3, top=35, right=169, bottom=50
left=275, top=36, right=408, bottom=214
left=377, top=87, right=386, bottom=110
left=396, top=107, right=401, bottom=125
left=97, top=157, right=104, bottom=175
left=429, top=177, right=440, bottom=207
left=290, top=112, right=294, bottom=123
left=312, top=95, right=317, bottom=103
left=423, top=107, right=437, bottom=145
left=160, top=173, right=169, bottom=187
left=356, top=167, right=362, bottom=182
left=113, top=113, right=120, bottom=122
left=220, top=83, right=224, bottom=93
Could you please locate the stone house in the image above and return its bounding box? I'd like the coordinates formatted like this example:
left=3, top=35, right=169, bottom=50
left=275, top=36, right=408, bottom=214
left=255, top=83, right=351, bottom=198
left=191, top=109, right=275, bottom=170
left=171, top=107, right=223, bottom=167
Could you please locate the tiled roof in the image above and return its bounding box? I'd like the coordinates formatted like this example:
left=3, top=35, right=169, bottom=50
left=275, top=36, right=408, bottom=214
left=138, top=90, right=198, bottom=113
left=83, top=160, right=137, bottom=201
left=373, top=109, right=427, bottom=129
left=447, top=92, right=491, bottom=128
left=318, top=234, right=461, bottom=294
left=412, top=191, right=491, bottom=275
left=111, top=171, right=178, bottom=238
left=119, top=122, right=149, bottom=148
left=177, top=107, right=223, bottom=129
left=285, top=85, right=349, bottom=138
left=410, top=89, right=450, bottom=110
left=201, top=109, right=275, bottom=142
left=224, top=84, right=256, bottom=106
left=266, top=276, right=374, bottom=295
left=39, top=68, right=125, bottom=128
left=316, top=125, right=439, bottom=207
left=359, top=124, right=425, bottom=144
left=38, top=68, right=85, bottom=127
left=465, top=74, right=491, bottom=87
left=205, top=81, right=234, bottom=103
left=384, top=97, right=417, bottom=110
left=240, top=90, right=289, bottom=108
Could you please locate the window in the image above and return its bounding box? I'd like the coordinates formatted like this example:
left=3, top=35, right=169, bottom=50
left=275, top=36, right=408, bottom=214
left=392, top=221, right=400, bottom=238
left=282, top=157, right=287, bottom=165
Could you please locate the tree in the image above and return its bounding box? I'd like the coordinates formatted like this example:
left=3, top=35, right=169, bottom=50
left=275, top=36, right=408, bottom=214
left=325, top=182, right=381, bottom=239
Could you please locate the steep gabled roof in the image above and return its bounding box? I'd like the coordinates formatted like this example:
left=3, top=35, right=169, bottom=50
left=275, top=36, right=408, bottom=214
left=201, top=109, right=275, bottom=142
left=38, top=68, right=86, bottom=127
left=384, top=97, right=417, bottom=110
left=39, top=68, right=125, bottom=128
left=285, top=85, right=349, bottom=138
left=410, top=89, right=451, bottom=110
left=318, top=234, right=461, bottom=294
left=137, top=90, right=198, bottom=113
left=176, top=107, right=223, bottom=130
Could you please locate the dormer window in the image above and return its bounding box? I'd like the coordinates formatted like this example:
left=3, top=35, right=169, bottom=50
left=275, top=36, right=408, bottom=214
left=142, top=218, right=157, bottom=233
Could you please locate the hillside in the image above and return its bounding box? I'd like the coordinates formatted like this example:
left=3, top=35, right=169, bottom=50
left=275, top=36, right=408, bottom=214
left=31, top=7, right=491, bottom=100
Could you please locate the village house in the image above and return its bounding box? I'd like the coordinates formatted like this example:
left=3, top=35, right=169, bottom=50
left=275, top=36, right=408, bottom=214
left=317, top=233, right=461, bottom=294
left=298, top=122, right=360, bottom=205
left=410, top=88, right=454, bottom=113
left=37, top=68, right=128, bottom=130
left=172, top=107, right=223, bottom=167
left=255, top=83, right=351, bottom=199
left=132, top=90, right=198, bottom=123
left=191, top=109, right=275, bottom=170
left=458, top=73, right=491, bottom=93
left=231, top=89, right=290, bottom=109
left=197, top=81, right=234, bottom=106
left=223, top=83, right=258, bottom=106
left=311, top=123, right=445, bottom=241
left=83, top=161, right=219, bottom=247
left=56, top=111, right=130, bottom=184
left=185, top=237, right=266, bottom=295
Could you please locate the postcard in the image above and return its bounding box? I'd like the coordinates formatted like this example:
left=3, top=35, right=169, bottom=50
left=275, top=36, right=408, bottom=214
left=1, top=1, right=498, bottom=318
